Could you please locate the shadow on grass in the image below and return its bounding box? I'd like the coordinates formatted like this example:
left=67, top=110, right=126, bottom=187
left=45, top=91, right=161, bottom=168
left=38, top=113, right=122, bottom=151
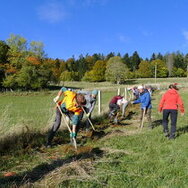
left=0, top=147, right=103, bottom=187
left=152, top=119, right=162, bottom=128
left=0, top=113, right=109, bottom=156
left=123, top=79, right=138, bottom=85
left=177, top=125, right=188, bottom=137
left=0, top=129, right=71, bottom=156
left=126, top=111, right=137, bottom=120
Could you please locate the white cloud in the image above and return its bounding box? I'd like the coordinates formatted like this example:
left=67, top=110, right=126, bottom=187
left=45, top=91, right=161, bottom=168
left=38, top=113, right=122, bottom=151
left=183, top=31, right=188, bottom=41
left=118, top=34, right=130, bottom=43
left=37, top=2, right=67, bottom=23
left=182, top=30, right=188, bottom=48
left=142, top=30, right=152, bottom=37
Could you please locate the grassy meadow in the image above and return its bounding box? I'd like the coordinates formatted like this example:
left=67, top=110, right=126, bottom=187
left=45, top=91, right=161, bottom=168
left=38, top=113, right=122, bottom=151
left=0, top=80, right=188, bottom=187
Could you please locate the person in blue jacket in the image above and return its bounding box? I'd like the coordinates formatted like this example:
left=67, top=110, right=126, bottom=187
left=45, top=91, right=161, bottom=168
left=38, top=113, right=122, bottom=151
left=132, top=85, right=152, bottom=128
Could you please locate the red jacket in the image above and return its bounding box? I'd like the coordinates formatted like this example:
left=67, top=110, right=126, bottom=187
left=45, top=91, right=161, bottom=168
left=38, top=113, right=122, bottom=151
left=158, top=89, right=184, bottom=113
left=110, top=96, right=123, bottom=104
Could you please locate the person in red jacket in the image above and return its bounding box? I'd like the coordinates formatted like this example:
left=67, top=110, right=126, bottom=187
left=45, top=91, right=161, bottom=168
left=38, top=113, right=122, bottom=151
left=158, top=84, right=184, bottom=139
left=109, top=95, right=123, bottom=123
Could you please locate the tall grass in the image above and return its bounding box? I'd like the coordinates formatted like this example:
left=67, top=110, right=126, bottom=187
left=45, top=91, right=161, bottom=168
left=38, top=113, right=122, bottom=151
left=1, top=82, right=188, bottom=187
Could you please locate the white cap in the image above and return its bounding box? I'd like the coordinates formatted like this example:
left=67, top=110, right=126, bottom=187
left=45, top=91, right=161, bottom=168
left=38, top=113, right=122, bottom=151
left=137, top=85, right=144, bottom=89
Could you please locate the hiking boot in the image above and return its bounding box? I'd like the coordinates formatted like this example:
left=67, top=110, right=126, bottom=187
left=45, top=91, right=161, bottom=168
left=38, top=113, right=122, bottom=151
left=46, top=144, right=52, bottom=148
left=85, top=128, right=90, bottom=132
left=164, top=132, right=169, bottom=137
left=164, top=130, right=169, bottom=137
left=168, top=135, right=175, bottom=140
left=113, top=118, right=118, bottom=124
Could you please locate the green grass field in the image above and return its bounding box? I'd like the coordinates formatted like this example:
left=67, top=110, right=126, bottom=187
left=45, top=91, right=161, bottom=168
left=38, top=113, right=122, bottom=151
left=0, top=81, right=188, bottom=187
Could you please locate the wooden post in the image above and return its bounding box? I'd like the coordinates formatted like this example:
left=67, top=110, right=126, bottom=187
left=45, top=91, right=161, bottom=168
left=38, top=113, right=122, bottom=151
left=98, top=90, right=101, bottom=115
left=155, top=64, right=157, bottom=84
left=124, top=88, right=127, bottom=100
left=117, top=88, right=120, bottom=95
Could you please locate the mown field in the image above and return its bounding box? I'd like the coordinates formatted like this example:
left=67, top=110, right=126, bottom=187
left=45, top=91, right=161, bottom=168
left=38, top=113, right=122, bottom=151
left=0, top=80, right=188, bottom=187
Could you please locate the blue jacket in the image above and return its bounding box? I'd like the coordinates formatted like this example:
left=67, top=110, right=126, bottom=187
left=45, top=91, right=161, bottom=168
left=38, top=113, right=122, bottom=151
left=133, top=91, right=152, bottom=109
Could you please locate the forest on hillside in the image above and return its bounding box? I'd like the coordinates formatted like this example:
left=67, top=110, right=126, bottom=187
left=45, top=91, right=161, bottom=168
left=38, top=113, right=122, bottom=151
left=1, top=34, right=188, bottom=90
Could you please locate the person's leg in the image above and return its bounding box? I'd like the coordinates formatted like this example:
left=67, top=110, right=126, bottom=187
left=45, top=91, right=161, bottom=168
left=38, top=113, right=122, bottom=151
left=169, top=110, right=178, bottom=139
left=122, top=101, right=129, bottom=118
left=85, top=108, right=91, bottom=130
left=47, top=108, right=62, bottom=146
left=162, top=109, right=170, bottom=136
left=140, top=109, right=144, bottom=127
left=109, top=103, right=116, bottom=119
left=146, top=108, right=152, bottom=128
left=113, top=104, right=120, bottom=124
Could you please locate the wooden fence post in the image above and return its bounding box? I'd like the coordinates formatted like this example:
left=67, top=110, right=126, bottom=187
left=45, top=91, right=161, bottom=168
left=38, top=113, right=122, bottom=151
left=124, top=88, right=127, bottom=100
left=98, top=90, right=101, bottom=115
left=117, top=88, right=120, bottom=95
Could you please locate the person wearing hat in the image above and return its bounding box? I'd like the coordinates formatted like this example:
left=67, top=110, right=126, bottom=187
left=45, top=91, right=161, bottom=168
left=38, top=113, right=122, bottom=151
left=78, top=90, right=98, bottom=131
left=46, top=87, right=86, bottom=147
left=158, top=84, right=184, bottom=139
left=132, top=85, right=152, bottom=128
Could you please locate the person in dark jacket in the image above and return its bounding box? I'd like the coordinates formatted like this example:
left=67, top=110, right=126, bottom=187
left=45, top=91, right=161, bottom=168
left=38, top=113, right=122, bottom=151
left=158, top=84, right=184, bottom=139
left=132, top=85, right=152, bottom=128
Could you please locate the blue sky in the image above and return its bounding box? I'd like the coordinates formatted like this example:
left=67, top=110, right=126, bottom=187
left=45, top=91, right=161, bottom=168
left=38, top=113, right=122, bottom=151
left=1, top=0, right=188, bottom=60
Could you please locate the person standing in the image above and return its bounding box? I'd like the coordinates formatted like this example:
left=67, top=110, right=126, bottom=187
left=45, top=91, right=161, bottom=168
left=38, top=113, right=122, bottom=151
left=132, top=85, right=152, bottom=128
left=158, top=84, right=184, bottom=139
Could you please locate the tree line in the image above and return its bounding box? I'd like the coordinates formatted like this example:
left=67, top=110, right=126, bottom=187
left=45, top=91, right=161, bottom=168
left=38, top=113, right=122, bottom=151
left=0, top=34, right=188, bottom=90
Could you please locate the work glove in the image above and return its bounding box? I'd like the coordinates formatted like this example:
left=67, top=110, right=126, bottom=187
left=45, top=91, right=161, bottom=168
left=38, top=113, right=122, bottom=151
left=86, top=113, right=90, bottom=118
left=53, top=96, right=60, bottom=103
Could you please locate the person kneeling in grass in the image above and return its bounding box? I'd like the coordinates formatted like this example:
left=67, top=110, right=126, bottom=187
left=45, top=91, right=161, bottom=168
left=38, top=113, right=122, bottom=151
left=158, top=84, right=184, bottom=139
left=46, top=87, right=86, bottom=147
left=131, top=85, right=152, bottom=128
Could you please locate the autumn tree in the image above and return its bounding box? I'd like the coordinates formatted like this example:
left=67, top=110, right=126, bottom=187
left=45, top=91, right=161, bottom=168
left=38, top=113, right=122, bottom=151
left=0, top=41, right=9, bottom=87
left=137, top=61, right=152, bottom=78
left=150, top=59, right=168, bottom=78
left=105, top=56, right=128, bottom=84
left=83, top=60, right=106, bottom=82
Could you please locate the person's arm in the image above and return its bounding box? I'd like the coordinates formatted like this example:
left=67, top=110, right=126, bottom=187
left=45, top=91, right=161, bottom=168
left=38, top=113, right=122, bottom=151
left=88, top=100, right=96, bottom=114
left=133, top=97, right=141, bottom=104
left=54, top=87, right=67, bottom=102
left=158, top=94, right=165, bottom=112
left=177, top=94, right=185, bottom=113
left=77, top=90, right=90, bottom=95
